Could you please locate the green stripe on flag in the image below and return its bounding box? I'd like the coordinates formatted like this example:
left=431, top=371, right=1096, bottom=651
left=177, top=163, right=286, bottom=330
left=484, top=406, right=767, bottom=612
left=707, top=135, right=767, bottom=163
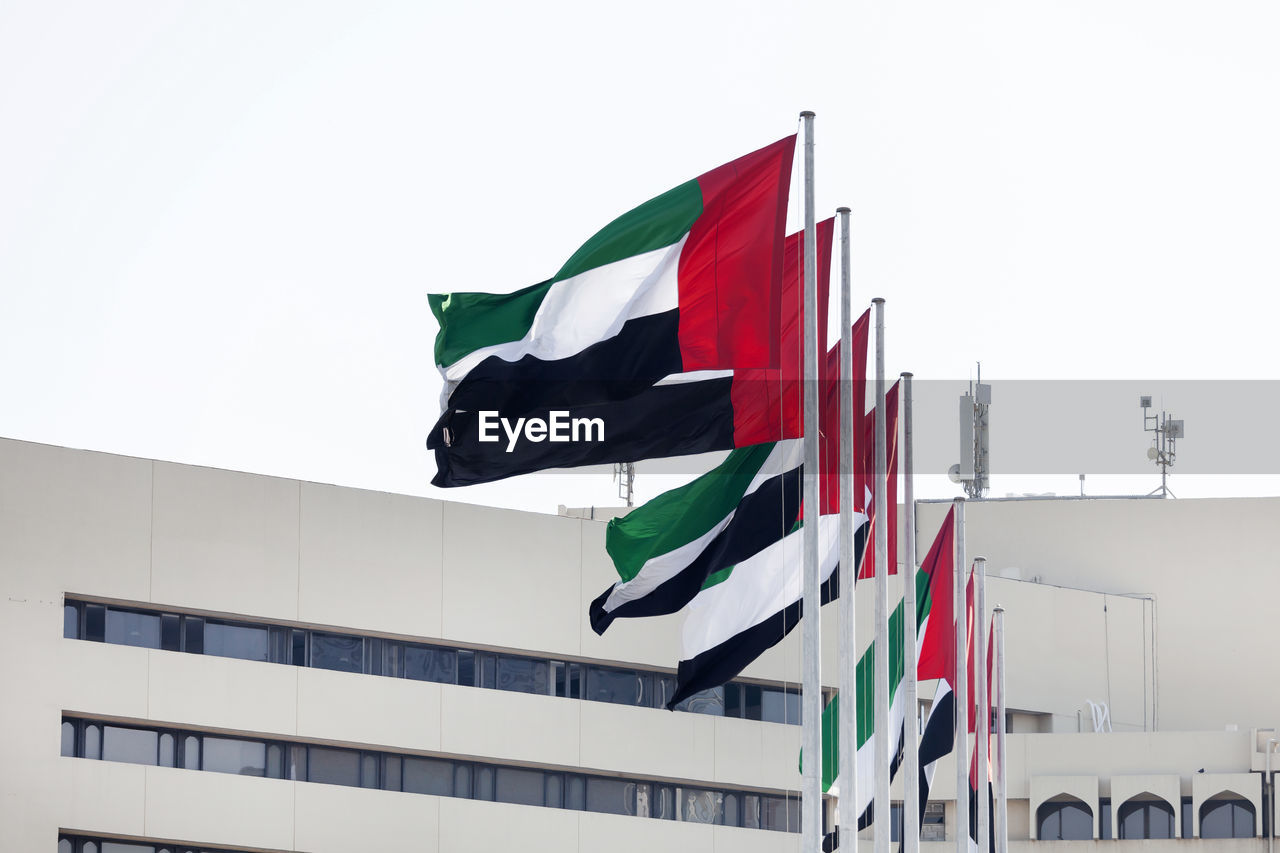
left=554, top=179, right=702, bottom=282
left=807, top=564, right=938, bottom=792
left=429, top=280, right=554, bottom=368
left=605, top=443, right=777, bottom=583
left=430, top=179, right=703, bottom=368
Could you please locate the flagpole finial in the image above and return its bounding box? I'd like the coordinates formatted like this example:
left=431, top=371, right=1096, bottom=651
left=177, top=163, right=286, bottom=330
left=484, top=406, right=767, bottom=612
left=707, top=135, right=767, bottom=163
left=872, top=296, right=885, bottom=305
left=954, top=496, right=966, bottom=503
left=800, top=110, right=816, bottom=118
left=836, top=205, right=851, bottom=214
left=901, top=371, right=913, bottom=378
left=994, top=605, right=1005, bottom=612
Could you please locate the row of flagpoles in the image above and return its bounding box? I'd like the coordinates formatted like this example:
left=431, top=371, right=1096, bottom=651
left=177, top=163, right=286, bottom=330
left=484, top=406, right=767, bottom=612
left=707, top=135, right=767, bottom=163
left=798, top=111, right=1010, bottom=852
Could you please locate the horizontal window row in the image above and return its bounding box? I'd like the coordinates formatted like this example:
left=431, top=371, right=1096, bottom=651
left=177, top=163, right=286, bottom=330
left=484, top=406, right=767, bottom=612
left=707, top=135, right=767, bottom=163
left=61, top=718, right=804, bottom=833
left=60, top=834, right=260, bottom=853
left=63, top=599, right=800, bottom=724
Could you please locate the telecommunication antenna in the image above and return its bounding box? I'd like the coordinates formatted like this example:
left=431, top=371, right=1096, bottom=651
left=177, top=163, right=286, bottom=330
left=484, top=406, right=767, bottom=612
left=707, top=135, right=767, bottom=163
left=949, top=363, right=992, bottom=499
left=1140, top=396, right=1183, bottom=498
left=613, top=462, right=636, bottom=507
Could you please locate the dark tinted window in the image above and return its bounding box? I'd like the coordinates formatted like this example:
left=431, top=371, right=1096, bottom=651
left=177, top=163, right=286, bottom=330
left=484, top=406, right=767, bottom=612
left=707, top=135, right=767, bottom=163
left=496, top=766, right=546, bottom=806
left=204, top=622, right=269, bottom=662
left=311, top=633, right=363, bottom=673
left=84, top=604, right=105, bottom=642
left=102, top=726, right=157, bottom=765
left=101, top=843, right=156, bottom=853
left=105, top=610, right=160, bottom=648
left=1038, top=801, right=1093, bottom=840
left=675, top=686, right=725, bottom=716
left=62, top=721, right=75, bottom=757
left=1200, top=799, right=1255, bottom=839
left=308, top=747, right=360, bottom=786
left=760, top=795, right=800, bottom=832
left=160, top=614, right=181, bottom=651
left=1118, top=799, right=1173, bottom=839
left=64, top=604, right=79, bottom=639
left=496, top=657, right=549, bottom=695
left=84, top=724, right=101, bottom=760
left=183, top=617, right=204, bottom=654
left=202, top=737, right=266, bottom=776
left=402, top=757, right=453, bottom=796
left=586, top=667, right=641, bottom=705
left=587, top=777, right=635, bottom=815
left=762, top=688, right=801, bottom=724
left=403, top=646, right=456, bottom=684
left=566, top=775, right=586, bottom=810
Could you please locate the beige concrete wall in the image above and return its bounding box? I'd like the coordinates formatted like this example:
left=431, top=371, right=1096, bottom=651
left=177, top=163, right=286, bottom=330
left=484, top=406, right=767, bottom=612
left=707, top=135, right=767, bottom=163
left=918, top=496, right=1280, bottom=733
left=4, top=438, right=1277, bottom=852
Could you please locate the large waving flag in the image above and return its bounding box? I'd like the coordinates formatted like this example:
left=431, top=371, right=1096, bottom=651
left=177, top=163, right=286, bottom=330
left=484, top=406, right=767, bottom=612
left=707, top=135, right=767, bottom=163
left=588, top=307, right=868, bottom=635
left=809, top=516, right=952, bottom=849
left=429, top=136, right=795, bottom=420
left=667, top=380, right=900, bottom=708
left=429, top=219, right=833, bottom=488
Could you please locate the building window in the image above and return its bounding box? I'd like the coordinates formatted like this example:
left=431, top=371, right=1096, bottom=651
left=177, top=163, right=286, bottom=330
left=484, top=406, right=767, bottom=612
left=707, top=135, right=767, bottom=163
left=310, top=633, right=363, bottom=673
left=1117, top=798, right=1174, bottom=839
left=203, top=621, right=269, bottom=662
left=1200, top=797, right=1255, bottom=838
left=101, top=725, right=158, bottom=766
left=64, top=596, right=804, bottom=725
left=104, top=609, right=161, bottom=649
left=201, top=736, right=268, bottom=777
left=1037, top=798, right=1093, bottom=840
left=922, top=801, right=946, bottom=841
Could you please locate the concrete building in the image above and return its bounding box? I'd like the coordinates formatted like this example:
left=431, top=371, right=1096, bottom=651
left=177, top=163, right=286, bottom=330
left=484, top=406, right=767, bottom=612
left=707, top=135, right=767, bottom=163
left=0, top=436, right=1276, bottom=852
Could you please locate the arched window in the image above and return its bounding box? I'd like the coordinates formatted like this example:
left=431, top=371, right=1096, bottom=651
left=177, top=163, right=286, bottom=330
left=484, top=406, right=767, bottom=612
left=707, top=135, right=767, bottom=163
left=1200, top=797, right=1255, bottom=838
left=1117, top=797, right=1175, bottom=839
left=1037, top=797, right=1093, bottom=840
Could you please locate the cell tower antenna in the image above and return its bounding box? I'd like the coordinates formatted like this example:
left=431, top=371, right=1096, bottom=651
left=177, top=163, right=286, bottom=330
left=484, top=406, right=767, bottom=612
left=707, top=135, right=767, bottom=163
left=1139, top=396, right=1182, bottom=498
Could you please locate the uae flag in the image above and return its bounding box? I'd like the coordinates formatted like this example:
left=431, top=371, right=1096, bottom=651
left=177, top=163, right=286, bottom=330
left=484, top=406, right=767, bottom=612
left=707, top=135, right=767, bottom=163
left=587, top=308, right=868, bottom=635
left=914, top=507, right=965, bottom=833
left=428, top=219, right=833, bottom=488
left=967, top=614, right=996, bottom=853
left=810, top=517, right=952, bottom=851
left=429, top=136, right=795, bottom=420
left=667, top=379, right=900, bottom=708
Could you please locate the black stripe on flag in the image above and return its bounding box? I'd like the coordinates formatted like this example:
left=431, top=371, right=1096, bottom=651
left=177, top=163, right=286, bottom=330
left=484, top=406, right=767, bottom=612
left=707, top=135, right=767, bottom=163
left=588, top=464, right=804, bottom=634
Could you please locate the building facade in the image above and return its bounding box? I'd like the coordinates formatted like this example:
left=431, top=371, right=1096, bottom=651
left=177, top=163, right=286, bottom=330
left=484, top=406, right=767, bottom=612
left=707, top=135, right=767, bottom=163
left=1, top=437, right=1276, bottom=851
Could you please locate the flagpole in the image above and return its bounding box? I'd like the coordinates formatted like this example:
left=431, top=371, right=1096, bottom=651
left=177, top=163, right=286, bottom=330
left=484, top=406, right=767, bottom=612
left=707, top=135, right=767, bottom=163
left=954, top=497, right=968, bottom=853
left=799, top=109, right=824, bottom=853
left=872, top=296, right=889, bottom=853
left=902, top=372, right=919, bottom=853
left=975, top=556, right=989, bottom=853
left=994, top=605, right=1008, bottom=853
left=837, top=207, right=858, bottom=853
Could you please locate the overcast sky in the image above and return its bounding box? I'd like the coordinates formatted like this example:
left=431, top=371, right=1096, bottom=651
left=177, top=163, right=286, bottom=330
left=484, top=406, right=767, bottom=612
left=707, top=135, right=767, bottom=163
left=2, top=1, right=1277, bottom=513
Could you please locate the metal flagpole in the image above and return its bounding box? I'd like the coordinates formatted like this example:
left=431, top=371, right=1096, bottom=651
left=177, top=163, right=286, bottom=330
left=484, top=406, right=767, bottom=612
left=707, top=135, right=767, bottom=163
left=837, top=207, right=858, bottom=853
left=975, top=557, right=989, bottom=853
left=872, top=297, right=889, bottom=853
left=902, top=372, right=919, bottom=853
left=799, top=110, right=823, bottom=853
left=954, top=497, right=968, bottom=853
left=994, top=605, right=1008, bottom=853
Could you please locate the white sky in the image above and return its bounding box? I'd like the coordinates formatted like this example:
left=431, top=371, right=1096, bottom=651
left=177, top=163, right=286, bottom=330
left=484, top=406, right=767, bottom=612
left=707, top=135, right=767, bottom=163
left=2, top=1, right=1277, bottom=514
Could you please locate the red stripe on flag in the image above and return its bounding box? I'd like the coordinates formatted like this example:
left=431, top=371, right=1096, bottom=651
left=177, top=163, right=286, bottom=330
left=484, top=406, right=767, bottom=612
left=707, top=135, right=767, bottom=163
left=728, top=217, right=832, bottom=447
left=857, top=381, right=900, bottom=578
left=678, top=135, right=795, bottom=372
left=916, top=507, right=957, bottom=684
